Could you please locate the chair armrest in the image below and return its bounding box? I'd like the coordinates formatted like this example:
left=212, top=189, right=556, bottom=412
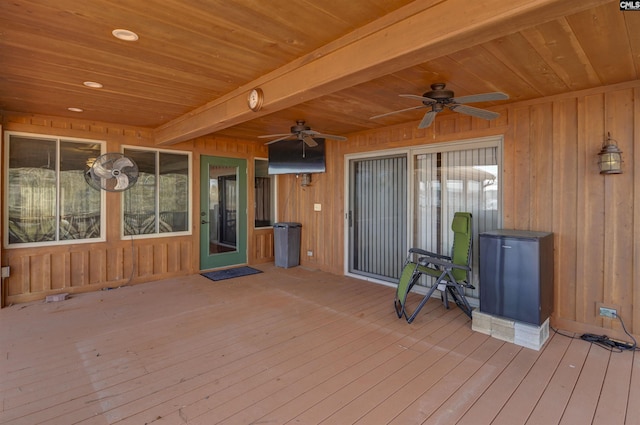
left=409, top=247, right=450, bottom=261
left=418, top=255, right=470, bottom=271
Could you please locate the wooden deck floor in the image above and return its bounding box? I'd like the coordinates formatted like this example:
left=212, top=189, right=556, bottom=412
left=1, top=265, right=638, bottom=424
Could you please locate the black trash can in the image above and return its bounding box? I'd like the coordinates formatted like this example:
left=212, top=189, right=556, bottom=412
left=274, top=222, right=302, bottom=268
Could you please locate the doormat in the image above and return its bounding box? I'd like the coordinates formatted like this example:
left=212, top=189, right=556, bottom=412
left=201, top=266, right=263, bottom=282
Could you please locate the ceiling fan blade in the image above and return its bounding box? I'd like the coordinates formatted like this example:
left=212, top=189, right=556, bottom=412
left=452, top=92, right=509, bottom=104
left=264, top=135, right=296, bottom=145
left=301, top=134, right=318, bottom=147
left=418, top=110, right=438, bottom=129
left=303, top=129, right=322, bottom=137
left=258, top=133, right=293, bottom=139
left=370, top=105, right=427, bottom=120
left=312, top=132, right=347, bottom=141
left=399, top=94, right=437, bottom=103
left=451, top=104, right=500, bottom=120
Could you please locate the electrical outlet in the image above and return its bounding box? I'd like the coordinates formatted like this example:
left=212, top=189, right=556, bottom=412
left=1, top=266, right=9, bottom=278
left=307, top=250, right=313, bottom=257
left=599, top=306, right=617, bottom=318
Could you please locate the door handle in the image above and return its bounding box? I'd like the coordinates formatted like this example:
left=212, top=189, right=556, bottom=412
left=201, top=220, right=209, bottom=224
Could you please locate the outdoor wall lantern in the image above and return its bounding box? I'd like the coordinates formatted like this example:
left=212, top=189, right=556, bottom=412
left=598, top=132, right=623, bottom=174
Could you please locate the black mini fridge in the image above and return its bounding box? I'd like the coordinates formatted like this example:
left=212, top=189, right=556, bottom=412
left=479, top=230, right=554, bottom=326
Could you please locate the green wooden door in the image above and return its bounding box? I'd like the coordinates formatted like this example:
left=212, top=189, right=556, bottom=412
left=200, top=156, right=247, bottom=269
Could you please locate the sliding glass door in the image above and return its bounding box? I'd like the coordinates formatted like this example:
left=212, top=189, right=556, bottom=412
left=346, top=137, right=502, bottom=296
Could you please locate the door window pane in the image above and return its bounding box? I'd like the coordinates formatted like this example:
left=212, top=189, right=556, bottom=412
left=209, top=165, right=238, bottom=254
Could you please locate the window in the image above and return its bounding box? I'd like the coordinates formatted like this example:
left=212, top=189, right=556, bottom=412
left=5, top=132, right=103, bottom=246
left=254, top=159, right=275, bottom=227
left=122, top=147, right=191, bottom=237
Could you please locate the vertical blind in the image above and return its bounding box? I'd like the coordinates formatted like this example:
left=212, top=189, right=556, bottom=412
left=414, top=146, right=500, bottom=295
left=349, top=155, right=407, bottom=282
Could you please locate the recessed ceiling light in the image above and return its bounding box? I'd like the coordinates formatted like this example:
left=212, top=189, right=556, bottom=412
left=83, top=81, right=103, bottom=88
left=68, top=107, right=84, bottom=112
left=112, top=29, right=139, bottom=41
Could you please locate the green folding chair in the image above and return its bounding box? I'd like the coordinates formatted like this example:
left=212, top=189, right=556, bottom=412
left=394, top=212, right=475, bottom=323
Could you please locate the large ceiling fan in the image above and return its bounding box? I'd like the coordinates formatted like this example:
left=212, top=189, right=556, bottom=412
left=258, top=120, right=347, bottom=147
left=371, top=83, right=509, bottom=129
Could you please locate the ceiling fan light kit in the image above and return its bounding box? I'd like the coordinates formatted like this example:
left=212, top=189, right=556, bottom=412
left=371, top=83, right=508, bottom=129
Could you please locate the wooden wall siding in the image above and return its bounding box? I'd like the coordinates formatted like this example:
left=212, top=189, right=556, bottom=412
left=278, top=81, right=638, bottom=339
left=5, top=238, right=192, bottom=297
left=252, top=229, right=275, bottom=264
left=1, top=113, right=272, bottom=304
left=275, top=135, right=348, bottom=271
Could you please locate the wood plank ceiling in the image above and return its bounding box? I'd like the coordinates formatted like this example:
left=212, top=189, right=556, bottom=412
left=1, top=0, right=638, bottom=145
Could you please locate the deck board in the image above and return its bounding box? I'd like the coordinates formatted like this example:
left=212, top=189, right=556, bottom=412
left=491, top=332, right=572, bottom=425
left=387, top=334, right=503, bottom=425
left=0, top=265, right=636, bottom=425
left=421, top=342, right=522, bottom=425
left=455, top=343, right=538, bottom=424
left=559, top=344, right=611, bottom=425
left=229, top=314, right=456, bottom=424
left=627, top=351, right=640, bottom=423
left=592, top=346, right=633, bottom=425
left=525, top=337, right=590, bottom=425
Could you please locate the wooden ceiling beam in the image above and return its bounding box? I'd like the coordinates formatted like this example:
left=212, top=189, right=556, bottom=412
left=154, top=0, right=611, bottom=145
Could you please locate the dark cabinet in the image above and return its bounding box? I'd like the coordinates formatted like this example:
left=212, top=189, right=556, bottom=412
left=479, top=230, right=554, bottom=326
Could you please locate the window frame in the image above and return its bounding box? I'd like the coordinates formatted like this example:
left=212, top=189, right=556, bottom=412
left=254, top=157, right=277, bottom=229
left=121, top=145, right=192, bottom=240
left=3, top=131, right=106, bottom=249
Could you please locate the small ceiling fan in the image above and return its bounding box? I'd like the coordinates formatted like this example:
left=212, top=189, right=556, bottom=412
left=258, top=120, right=347, bottom=147
left=371, top=83, right=509, bottom=129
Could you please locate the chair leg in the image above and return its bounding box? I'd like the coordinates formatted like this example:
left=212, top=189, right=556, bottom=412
left=398, top=267, right=474, bottom=323
left=406, top=283, right=440, bottom=323
left=407, top=269, right=450, bottom=323
left=446, top=284, right=473, bottom=318
left=441, top=286, right=449, bottom=309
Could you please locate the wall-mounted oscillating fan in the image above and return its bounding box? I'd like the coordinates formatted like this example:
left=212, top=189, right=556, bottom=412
left=85, top=152, right=139, bottom=192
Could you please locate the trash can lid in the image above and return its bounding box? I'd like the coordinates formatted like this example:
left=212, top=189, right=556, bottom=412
left=274, top=222, right=302, bottom=228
